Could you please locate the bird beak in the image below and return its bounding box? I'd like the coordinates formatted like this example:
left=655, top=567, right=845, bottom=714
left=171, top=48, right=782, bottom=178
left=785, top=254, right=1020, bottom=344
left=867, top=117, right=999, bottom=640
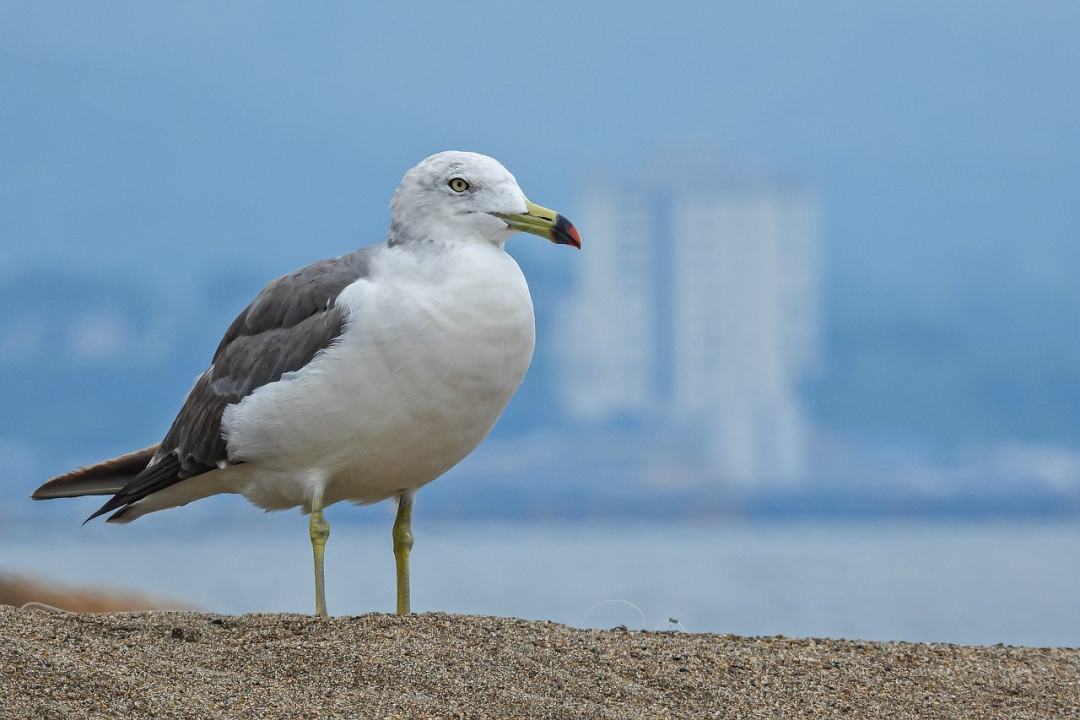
left=494, top=200, right=581, bottom=249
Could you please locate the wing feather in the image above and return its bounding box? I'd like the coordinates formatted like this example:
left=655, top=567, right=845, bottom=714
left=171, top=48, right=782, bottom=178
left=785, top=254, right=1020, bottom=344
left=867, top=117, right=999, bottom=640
left=86, top=248, right=376, bottom=521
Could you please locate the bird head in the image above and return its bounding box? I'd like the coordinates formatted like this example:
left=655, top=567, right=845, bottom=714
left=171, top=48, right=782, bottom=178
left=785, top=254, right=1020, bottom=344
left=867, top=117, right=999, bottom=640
left=389, top=151, right=580, bottom=249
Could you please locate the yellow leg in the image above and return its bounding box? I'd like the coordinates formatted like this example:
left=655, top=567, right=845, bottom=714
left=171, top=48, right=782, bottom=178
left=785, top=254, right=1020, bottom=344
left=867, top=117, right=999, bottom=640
left=309, top=492, right=330, bottom=619
left=393, top=493, right=414, bottom=615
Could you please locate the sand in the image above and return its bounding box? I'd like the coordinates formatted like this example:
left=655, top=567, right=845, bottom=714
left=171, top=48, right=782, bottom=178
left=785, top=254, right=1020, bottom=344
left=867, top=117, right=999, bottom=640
left=1, top=606, right=1077, bottom=719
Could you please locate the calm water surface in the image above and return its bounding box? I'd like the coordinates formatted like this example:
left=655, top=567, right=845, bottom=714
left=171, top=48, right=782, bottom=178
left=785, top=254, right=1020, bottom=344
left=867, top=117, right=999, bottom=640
left=3, top=518, right=1078, bottom=647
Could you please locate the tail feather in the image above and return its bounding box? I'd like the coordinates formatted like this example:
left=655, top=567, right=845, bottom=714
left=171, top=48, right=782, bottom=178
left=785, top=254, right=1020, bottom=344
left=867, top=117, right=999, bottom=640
left=32, top=445, right=159, bottom=500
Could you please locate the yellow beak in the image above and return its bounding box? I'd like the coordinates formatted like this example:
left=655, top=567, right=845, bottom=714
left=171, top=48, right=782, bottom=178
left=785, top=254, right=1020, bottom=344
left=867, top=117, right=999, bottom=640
left=494, top=200, right=581, bottom=248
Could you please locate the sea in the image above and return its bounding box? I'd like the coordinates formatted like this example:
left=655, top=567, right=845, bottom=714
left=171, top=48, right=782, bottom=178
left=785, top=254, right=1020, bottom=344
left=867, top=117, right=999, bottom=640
left=3, top=516, right=1078, bottom=648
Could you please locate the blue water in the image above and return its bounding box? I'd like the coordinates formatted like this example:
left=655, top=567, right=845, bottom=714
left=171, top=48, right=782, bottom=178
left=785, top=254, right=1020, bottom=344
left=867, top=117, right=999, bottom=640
left=3, top=518, right=1078, bottom=647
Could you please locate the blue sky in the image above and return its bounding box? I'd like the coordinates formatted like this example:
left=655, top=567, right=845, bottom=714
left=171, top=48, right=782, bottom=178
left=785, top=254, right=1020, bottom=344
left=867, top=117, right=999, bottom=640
left=3, top=1, right=1080, bottom=475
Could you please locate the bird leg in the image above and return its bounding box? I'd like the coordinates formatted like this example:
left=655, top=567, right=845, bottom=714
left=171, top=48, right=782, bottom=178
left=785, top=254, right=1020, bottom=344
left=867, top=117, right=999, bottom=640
left=392, top=492, right=415, bottom=615
left=309, top=491, right=331, bottom=619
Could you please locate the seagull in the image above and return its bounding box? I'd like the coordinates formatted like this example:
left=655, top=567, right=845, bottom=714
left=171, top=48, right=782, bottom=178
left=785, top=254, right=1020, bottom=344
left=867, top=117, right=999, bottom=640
left=32, top=151, right=580, bottom=618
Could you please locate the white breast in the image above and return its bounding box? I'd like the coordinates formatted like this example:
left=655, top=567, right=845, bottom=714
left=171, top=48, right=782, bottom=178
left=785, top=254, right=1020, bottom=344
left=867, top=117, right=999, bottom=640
left=222, top=241, right=535, bottom=510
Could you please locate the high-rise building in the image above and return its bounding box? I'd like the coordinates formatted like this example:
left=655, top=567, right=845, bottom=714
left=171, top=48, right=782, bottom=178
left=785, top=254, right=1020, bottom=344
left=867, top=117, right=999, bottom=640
left=555, top=168, right=820, bottom=487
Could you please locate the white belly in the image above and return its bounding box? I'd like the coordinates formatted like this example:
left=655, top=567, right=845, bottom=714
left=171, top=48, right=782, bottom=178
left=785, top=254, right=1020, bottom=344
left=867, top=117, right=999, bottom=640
left=222, top=243, right=535, bottom=510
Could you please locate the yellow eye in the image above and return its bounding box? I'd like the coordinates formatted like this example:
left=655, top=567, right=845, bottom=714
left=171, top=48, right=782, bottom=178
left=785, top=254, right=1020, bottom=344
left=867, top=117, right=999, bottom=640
left=448, top=177, right=470, bottom=193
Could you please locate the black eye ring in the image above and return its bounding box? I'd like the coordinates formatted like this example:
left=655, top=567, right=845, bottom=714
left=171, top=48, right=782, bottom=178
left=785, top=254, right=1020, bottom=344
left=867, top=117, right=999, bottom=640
left=448, top=177, right=470, bottom=193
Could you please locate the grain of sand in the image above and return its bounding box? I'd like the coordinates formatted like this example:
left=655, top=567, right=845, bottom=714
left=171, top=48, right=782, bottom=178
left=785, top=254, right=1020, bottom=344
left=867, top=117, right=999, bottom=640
left=1, top=606, right=1078, bottom=719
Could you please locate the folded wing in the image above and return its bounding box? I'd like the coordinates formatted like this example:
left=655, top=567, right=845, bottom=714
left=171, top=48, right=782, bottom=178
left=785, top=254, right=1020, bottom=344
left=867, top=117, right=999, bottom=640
left=62, top=248, right=376, bottom=523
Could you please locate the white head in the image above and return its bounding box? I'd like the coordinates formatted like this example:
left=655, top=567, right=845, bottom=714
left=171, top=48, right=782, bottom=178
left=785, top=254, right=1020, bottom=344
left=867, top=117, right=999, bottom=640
left=388, top=151, right=580, bottom=249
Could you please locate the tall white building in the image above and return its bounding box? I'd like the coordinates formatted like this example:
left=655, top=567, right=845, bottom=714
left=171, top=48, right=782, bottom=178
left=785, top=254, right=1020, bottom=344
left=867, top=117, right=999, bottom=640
left=555, top=169, right=820, bottom=487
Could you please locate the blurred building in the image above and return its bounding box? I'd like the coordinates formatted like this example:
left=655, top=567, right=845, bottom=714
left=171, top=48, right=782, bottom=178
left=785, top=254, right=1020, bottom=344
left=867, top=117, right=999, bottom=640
left=555, top=166, right=820, bottom=487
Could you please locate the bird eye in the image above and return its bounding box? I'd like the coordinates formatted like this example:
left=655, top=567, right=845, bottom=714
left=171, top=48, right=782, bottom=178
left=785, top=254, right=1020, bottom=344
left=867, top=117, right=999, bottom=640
left=448, top=177, right=470, bottom=193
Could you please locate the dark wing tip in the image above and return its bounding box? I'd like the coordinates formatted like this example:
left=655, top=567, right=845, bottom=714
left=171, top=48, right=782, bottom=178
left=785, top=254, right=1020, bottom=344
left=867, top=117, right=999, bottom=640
left=82, top=453, right=183, bottom=525
left=83, top=497, right=123, bottom=525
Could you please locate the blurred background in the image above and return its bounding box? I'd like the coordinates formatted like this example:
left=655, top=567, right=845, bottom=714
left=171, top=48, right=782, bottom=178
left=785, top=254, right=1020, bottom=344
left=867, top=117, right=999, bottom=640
left=2, top=2, right=1079, bottom=645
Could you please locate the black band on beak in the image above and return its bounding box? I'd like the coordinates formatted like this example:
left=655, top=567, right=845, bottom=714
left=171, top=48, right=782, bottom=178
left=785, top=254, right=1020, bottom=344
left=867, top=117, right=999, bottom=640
left=552, top=215, right=581, bottom=249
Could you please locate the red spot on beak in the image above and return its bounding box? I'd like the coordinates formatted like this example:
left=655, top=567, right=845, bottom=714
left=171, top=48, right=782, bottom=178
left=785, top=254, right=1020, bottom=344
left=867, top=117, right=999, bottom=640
left=567, top=223, right=581, bottom=248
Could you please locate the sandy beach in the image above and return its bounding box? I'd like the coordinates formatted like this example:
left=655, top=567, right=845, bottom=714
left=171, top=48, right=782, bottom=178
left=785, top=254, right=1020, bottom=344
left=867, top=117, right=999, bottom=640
left=1, top=606, right=1077, bottom=719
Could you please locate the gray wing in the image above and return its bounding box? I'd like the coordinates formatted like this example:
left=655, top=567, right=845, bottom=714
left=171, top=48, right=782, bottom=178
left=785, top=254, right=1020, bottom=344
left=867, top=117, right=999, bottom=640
left=86, top=248, right=375, bottom=522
